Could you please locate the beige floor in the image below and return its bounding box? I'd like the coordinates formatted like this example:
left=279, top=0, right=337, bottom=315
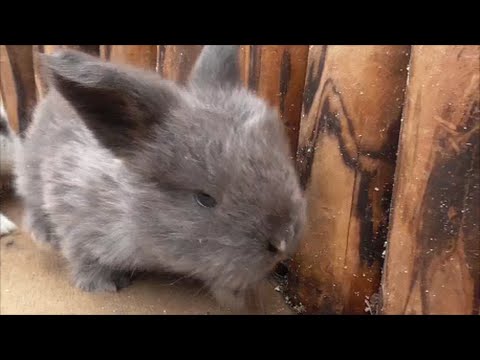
left=0, top=193, right=292, bottom=315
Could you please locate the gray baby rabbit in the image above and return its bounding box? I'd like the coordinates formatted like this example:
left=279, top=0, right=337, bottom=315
left=14, top=46, right=306, bottom=309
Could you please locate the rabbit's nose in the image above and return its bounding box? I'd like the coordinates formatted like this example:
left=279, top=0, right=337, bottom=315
left=267, top=236, right=290, bottom=257
left=267, top=225, right=296, bottom=255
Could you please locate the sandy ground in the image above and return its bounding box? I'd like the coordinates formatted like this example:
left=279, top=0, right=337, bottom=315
left=0, top=192, right=293, bottom=315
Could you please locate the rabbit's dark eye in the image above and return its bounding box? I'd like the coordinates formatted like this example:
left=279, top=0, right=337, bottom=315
left=194, top=192, right=217, bottom=208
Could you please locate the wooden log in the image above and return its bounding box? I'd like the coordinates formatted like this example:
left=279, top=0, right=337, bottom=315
left=288, top=45, right=411, bottom=314
left=157, top=45, right=203, bottom=83
left=0, top=46, right=37, bottom=135
left=100, top=45, right=157, bottom=70
left=240, top=46, right=309, bottom=153
left=381, top=45, right=480, bottom=315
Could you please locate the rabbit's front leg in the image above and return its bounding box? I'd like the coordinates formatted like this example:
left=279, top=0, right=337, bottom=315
left=70, top=256, right=132, bottom=292
left=24, top=207, right=55, bottom=245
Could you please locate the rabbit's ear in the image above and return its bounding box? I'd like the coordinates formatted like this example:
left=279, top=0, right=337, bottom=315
left=189, top=45, right=241, bottom=89
left=41, top=49, right=179, bottom=156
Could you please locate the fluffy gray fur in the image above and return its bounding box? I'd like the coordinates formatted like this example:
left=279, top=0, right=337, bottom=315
left=14, top=46, right=307, bottom=309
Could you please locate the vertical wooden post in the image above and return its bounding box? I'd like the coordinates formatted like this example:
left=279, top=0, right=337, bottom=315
left=289, top=45, right=411, bottom=314
left=0, top=46, right=37, bottom=135
left=100, top=45, right=157, bottom=70
left=241, top=46, right=309, bottom=154
left=157, top=45, right=204, bottom=83
left=0, top=45, right=19, bottom=132
left=381, top=46, right=479, bottom=315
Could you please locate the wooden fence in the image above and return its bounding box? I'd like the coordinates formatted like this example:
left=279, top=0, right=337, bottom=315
left=0, top=45, right=478, bottom=314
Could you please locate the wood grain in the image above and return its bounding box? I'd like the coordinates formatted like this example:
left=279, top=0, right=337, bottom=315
left=0, top=46, right=37, bottom=135
left=240, top=46, right=309, bottom=153
left=381, top=45, right=480, bottom=315
left=100, top=45, right=157, bottom=70
left=157, top=45, right=204, bottom=83
left=288, top=45, right=411, bottom=314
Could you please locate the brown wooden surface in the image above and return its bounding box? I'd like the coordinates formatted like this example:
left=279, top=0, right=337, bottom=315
left=100, top=45, right=157, bottom=70
left=240, top=46, right=309, bottom=153
left=0, top=46, right=37, bottom=135
left=288, top=45, right=411, bottom=314
left=157, top=45, right=204, bottom=83
left=381, top=45, right=480, bottom=315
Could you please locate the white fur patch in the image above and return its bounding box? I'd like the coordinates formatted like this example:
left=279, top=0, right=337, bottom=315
left=0, top=213, right=17, bottom=236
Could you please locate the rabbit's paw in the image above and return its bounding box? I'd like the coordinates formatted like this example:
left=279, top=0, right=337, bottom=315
left=73, top=265, right=132, bottom=292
